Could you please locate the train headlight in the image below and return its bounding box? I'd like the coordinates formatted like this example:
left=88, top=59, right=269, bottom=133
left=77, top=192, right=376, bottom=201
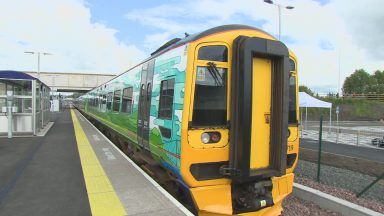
left=201, top=132, right=221, bottom=144
left=201, top=133, right=210, bottom=144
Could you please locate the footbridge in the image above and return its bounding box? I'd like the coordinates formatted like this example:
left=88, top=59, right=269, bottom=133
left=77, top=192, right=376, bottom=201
left=25, top=71, right=116, bottom=92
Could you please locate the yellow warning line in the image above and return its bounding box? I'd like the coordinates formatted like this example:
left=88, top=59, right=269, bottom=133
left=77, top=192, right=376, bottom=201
left=70, top=109, right=127, bottom=216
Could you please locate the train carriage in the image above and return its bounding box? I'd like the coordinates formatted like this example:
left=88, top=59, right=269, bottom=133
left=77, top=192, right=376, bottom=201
left=76, top=24, right=299, bottom=215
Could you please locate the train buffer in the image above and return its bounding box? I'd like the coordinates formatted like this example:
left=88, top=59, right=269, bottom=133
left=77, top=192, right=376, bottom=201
left=0, top=109, right=192, bottom=216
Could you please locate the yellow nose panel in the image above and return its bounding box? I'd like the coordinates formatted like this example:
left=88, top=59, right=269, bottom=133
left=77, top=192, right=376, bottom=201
left=250, top=58, right=272, bottom=170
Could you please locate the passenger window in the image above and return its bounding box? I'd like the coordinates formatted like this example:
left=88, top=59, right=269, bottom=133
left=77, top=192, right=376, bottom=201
left=95, top=94, right=99, bottom=107
left=159, top=126, right=171, bottom=139
left=198, top=45, right=228, bottom=62
left=113, top=90, right=121, bottom=112
left=122, top=87, right=133, bottom=114
left=158, top=79, right=175, bottom=119
left=192, top=66, right=227, bottom=127
left=107, top=92, right=113, bottom=110
left=0, top=98, right=5, bottom=109
left=102, top=94, right=106, bottom=105
left=0, top=81, right=6, bottom=95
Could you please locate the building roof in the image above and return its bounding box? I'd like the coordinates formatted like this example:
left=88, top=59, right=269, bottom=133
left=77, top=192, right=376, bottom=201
left=0, top=70, right=37, bottom=80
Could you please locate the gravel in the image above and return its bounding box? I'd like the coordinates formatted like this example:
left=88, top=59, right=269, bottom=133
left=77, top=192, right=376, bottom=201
left=282, top=195, right=341, bottom=216
left=295, top=160, right=384, bottom=213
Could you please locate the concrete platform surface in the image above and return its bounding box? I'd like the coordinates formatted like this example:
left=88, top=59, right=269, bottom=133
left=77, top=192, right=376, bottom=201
left=0, top=110, right=91, bottom=216
left=0, top=109, right=191, bottom=216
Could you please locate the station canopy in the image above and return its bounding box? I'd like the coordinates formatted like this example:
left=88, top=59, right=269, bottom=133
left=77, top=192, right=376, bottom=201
left=0, top=70, right=37, bottom=80
left=299, top=92, right=332, bottom=108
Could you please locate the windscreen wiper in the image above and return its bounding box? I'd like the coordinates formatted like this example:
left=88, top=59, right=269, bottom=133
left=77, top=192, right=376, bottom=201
left=206, top=62, right=220, bottom=86
left=207, top=62, right=223, bottom=86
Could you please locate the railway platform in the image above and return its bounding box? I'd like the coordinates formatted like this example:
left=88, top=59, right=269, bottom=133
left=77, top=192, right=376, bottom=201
left=0, top=109, right=191, bottom=216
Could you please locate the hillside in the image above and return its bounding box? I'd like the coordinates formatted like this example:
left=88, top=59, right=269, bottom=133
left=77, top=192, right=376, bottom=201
left=302, top=98, right=384, bottom=121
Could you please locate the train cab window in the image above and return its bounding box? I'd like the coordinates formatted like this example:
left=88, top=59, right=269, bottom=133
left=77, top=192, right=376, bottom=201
left=107, top=92, right=113, bottom=110
left=198, top=45, right=228, bottom=62
left=158, top=79, right=175, bottom=119
left=289, top=59, right=297, bottom=124
left=192, top=65, right=227, bottom=127
left=113, top=90, right=121, bottom=112
left=122, top=87, right=133, bottom=114
left=289, top=58, right=296, bottom=72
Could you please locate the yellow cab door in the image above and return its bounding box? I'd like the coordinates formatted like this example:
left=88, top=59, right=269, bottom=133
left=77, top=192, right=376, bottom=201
left=250, top=58, right=272, bottom=170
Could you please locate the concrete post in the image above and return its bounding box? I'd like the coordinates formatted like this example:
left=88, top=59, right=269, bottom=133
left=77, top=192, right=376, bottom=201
left=6, top=91, right=13, bottom=138
left=336, top=128, right=339, bottom=144
left=7, top=100, right=12, bottom=138
left=32, top=80, right=36, bottom=135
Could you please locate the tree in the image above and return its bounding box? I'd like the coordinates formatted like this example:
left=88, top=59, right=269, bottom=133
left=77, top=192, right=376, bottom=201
left=342, top=69, right=377, bottom=94
left=373, top=70, right=384, bottom=93
left=299, top=85, right=314, bottom=96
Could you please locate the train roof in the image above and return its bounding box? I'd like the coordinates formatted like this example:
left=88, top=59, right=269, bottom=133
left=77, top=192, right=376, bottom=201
left=89, top=24, right=276, bottom=93
left=151, top=24, right=276, bottom=56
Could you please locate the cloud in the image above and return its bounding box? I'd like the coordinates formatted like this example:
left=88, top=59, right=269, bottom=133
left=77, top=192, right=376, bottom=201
left=0, top=0, right=145, bottom=74
left=331, top=0, right=384, bottom=60
left=124, top=0, right=384, bottom=93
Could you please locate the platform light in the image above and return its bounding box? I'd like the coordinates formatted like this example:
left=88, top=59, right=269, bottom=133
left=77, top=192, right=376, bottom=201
left=24, top=51, right=52, bottom=79
left=263, top=0, right=295, bottom=40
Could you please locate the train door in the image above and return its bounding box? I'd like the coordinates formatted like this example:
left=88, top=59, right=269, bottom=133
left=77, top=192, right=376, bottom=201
left=249, top=57, right=271, bottom=170
left=137, top=59, right=155, bottom=150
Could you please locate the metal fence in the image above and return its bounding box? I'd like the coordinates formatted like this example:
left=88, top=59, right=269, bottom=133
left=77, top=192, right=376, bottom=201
left=300, top=122, right=384, bottom=149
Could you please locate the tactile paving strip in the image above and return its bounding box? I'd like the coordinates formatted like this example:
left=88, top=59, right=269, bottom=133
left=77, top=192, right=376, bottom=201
left=71, top=109, right=127, bottom=216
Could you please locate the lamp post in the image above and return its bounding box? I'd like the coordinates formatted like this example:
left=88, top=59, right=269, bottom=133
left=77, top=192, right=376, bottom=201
left=264, top=0, right=294, bottom=40
left=24, top=51, right=52, bottom=79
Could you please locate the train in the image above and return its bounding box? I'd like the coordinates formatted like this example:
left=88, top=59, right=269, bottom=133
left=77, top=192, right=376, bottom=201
left=75, top=24, right=299, bottom=215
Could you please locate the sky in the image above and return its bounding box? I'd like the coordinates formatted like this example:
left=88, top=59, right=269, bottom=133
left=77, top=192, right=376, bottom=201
left=0, top=0, right=383, bottom=93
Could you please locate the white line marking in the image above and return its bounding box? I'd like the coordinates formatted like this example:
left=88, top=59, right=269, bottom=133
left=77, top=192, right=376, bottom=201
left=305, top=140, right=317, bottom=143
left=102, top=148, right=116, bottom=160
left=92, top=134, right=100, bottom=141
left=76, top=110, right=194, bottom=216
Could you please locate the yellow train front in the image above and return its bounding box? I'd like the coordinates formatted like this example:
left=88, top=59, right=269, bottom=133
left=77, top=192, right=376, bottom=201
left=179, top=25, right=299, bottom=215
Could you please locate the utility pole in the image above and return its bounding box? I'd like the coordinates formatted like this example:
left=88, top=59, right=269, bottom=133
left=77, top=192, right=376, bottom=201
left=338, top=48, right=341, bottom=95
